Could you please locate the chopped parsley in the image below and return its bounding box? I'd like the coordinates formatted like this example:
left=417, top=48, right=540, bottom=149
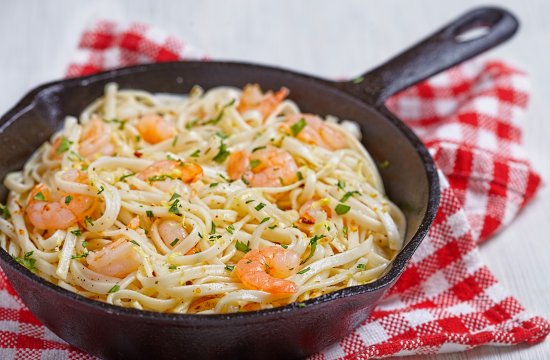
left=33, top=192, right=46, bottom=201
left=81, top=241, right=88, bottom=248
left=342, top=226, right=348, bottom=236
left=108, top=284, right=120, bottom=293
left=130, top=240, right=140, bottom=247
left=168, top=199, right=182, bottom=216
left=169, top=193, right=181, bottom=202
left=226, top=224, right=235, bottom=235
left=268, top=224, right=277, bottom=230
left=71, top=253, right=88, bottom=259
left=352, top=76, right=364, bottom=84
left=170, top=238, right=180, bottom=247
left=84, top=216, right=94, bottom=226
left=280, top=244, right=289, bottom=249
left=168, top=265, right=178, bottom=270
left=254, top=202, right=266, bottom=211
left=379, top=160, right=390, bottom=169
left=340, top=191, right=360, bottom=202
left=290, top=118, right=307, bottom=136
left=241, top=176, right=250, bottom=186
left=97, top=186, right=105, bottom=195
left=190, top=149, right=201, bottom=158
left=0, top=205, right=11, bottom=220
left=207, top=99, right=236, bottom=125
left=251, top=145, right=266, bottom=153
left=148, top=174, right=174, bottom=182
left=71, top=229, right=82, bottom=236
left=219, top=173, right=234, bottom=183
left=245, top=199, right=255, bottom=204
left=146, top=210, right=154, bottom=218
left=56, top=137, right=73, bottom=154
left=216, top=131, right=229, bottom=139
left=209, top=182, right=219, bottom=188
left=337, top=180, right=346, bottom=190
left=301, top=234, right=325, bottom=264
left=225, top=265, right=235, bottom=271
left=14, top=251, right=36, bottom=272
left=64, top=195, right=72, bottom=204
left=357, top=263, right=367, bottom=270
left=235, top=240, right=251, bottom=253
left=172, top=136, right=178, bottom=147
left=185, top=118, right=200, bottom=129
left=297, top=302, right=306, bottom=308
left=104, top=118, right=126, bottom=130
left=260, top=217, right=270, bottom=224
left=250, top=159, right=261, bottom=169
left=335, top=204, right=351, bottom=215
left=297, top=267, right=311, bottom=275
left=210, top=221, right=216, bottom=234
left=119, top=172, right=135, bottom=181
left=213, top=142, right=230, bottom=163
left=296, top=171, right=303, bottom=181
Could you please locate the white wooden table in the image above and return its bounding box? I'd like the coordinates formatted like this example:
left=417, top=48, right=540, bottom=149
left=1, top=0, right=548, bottom=358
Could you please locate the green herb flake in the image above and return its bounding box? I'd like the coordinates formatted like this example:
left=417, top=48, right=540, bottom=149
left=245, top=199, right=255, bottom=204
left=251, top=146, right=266, bottom=153
left=119, top=172, right=135, bottom=181
left=84, top=216, right=94, bottom=226
left=290, top=118, right=307, bottom=136
left=352, top=76, right=364, bottom=84
left=268, top=224, right=278, bottom=230
left=185, top=118, right=200, bottom=130
left=254, top=202, right=266, bottom=211
left=297, top=302, right=306, bottom=308
left=241, top=176, right=250, bottom=186
left=301, top=234, right=325, bottom=264
left=235, top=240, right=251, bottom=253
left=337, top=180, right=346, bottom=190
left=210, top=221, right=216, bottom=234
left=260, top=217, right=270, bottom=224
left=225, top=265, right=235, bottom=271
left=168, top=199, right=182, bottom=216
left=280, top=244, right=289, bottom=249
left=169, top=193, right=181, bottom=202
left=296, top=171, right=303, bottom=181
left=213, top=142, right=231, bottom=163
left=71, top=253, right=88, bottom=259
left=172, top=136, right=178, bottom=147
left=108, top=284, right=120, bottom=293
left=342, top=226, right=348, bottom=236
left=0, top=205, right=11, bottom=220
left=209, top=182, right=219, bottom=188
left=226, top=224, right=235, bottom=235
left=190, top=149, right=201, bottom=158
left=357, top=263, right=367, bottom=270
left=130, top=239, right=140, bottom=247
left=64, top=195, right=73, bottom=204
left=14, top=251, right=36, bottom=272
left=379, top=160, right=390, bottom=169
left=335, top=204, right=351, bottom=215
left=216, top=131, right=229, bottom=139
left=33, top=192, right=46, bottom=201
left=71, top=229, right=82, bottom=236
left=250, top=159, right=261, bottom=169
left=81, top=241, right=88, bottom=248
left=297, top=267, right=311, bottom=275
left=56, top=137, right=73, bottom=154
left=340, top=191, right=360, bottom=202
left=169, top=238, right=180, bottom=247
left=146, top=210, right=154, bottom=218
left=168, top=265, right=178, bottom=271
left=148, top=174, right=174, bottom=182
left=207, top=99, right=236, bottom=125
left=97, top=186, right=105, bottom=195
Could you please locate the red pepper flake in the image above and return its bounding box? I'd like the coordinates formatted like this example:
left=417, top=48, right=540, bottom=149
left=134, top=151, right=143, bottom=158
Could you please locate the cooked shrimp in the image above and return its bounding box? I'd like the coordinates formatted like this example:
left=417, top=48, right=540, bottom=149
left=227, top=146, right=298, bottom=187
left=237, top=84, right=289, bottom=120
left=137, top=160, right=203, bottom=184
left=79, top=116, right=115, bottom=159
left=158, top=219, right=188, bottom=248
left=283, top=114, right=348, bottom=150
left=235, top=246, right=300, bottom=294
left=137, top=114, right=176, bottom=144
left=298, top=199, right=331, bottom=225
left=86, top=239, right=141, bottom=278
left=25, top=171, right=96, bottom=230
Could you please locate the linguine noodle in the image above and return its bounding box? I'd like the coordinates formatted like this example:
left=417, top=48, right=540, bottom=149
left=0, top=83, right=405, bottom=314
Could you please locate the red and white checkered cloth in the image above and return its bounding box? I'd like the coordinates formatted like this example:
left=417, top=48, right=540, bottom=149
left=1, top=20, right=548, bottom=359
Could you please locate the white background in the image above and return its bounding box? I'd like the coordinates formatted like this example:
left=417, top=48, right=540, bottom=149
left=1, top=0, right=548, bottom=359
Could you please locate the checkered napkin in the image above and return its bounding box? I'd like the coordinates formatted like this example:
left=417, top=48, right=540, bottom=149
left=0, top=20, right=548, bottom=359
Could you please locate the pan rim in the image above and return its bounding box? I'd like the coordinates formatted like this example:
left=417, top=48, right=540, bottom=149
left=0, top=60, right=440, bottom=323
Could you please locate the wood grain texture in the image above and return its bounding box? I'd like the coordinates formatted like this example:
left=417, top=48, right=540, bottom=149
left=0, top=0, right=548, bottom=358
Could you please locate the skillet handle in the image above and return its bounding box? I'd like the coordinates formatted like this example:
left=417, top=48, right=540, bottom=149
left=337, top=7, right=518, bottom=106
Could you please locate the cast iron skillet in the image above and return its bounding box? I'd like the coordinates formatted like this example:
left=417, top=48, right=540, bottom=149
left=0, top=7, right=517, bottom=360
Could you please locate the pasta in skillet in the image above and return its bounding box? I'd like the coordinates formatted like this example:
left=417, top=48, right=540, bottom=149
left=0, top=83, right=405, bottom=313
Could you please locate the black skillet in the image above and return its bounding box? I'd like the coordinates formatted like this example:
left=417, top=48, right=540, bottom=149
left=0, top=7, right=518, bottom=360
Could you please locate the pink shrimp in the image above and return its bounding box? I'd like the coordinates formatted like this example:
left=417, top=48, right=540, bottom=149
left=237, top=84, right=289, bottom=120
left=86, top=239, right=141, bottom=278
left=79, top=116, right=116, bottom=159
left=136, top=114, right=176, bottom=144
left=282, top=114, right=348, bottom=150
left=137, top=160, right=203, bottom=184
left=227, top=146, right=298, bottom=187
left=235, top=246, right=300, bottom=294
left=25, top=171, right=96, bottom=231
left=157, top=219, right=188, bottom=249
left=298, top=199, right=332, bottom=225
